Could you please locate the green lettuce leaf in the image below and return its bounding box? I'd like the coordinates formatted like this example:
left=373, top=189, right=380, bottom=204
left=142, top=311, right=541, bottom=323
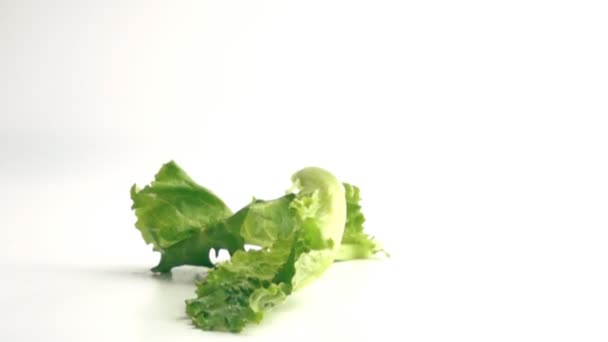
left=130, top=162, right=384, bottom=273
left=335, top=183, right=387, bottom=261
left=130, top=162, right=386, bottom=332
left=239, top=194, right=296, bottom=247
left=130, top=161, right=242, bottom=272
left=186, top=238, right=293, bottom=332
left=186, top=167, right=345, bottom=332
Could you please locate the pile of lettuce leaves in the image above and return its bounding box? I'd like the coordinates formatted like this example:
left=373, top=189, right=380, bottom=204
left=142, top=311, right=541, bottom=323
left=130, top=161, right=385, bottom=332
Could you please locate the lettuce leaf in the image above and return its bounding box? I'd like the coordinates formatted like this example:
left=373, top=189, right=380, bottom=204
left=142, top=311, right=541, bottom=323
left=185, top=167, right=345, bottom=332
left=130, top=161, right=242, bottom=272
left=130, top=162, right=386, bottom=332
left=336, top=183, right=387, bottom=261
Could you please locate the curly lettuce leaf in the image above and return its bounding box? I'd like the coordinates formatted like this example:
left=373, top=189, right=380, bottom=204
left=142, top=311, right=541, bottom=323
left=186, top=167, right=346, bottom=332
left=130, top=163, right=387, bottom=332
left=186, top=239, right=293, bottom=332
left=130, top=161, right=242, bottom=272
left=239, top=194, right=296, bottom=247
left=335, top=183, right=387, bottom=261
left=290, top=167, right=346, bottom=252
left=130, top=161, right=385, bottom=273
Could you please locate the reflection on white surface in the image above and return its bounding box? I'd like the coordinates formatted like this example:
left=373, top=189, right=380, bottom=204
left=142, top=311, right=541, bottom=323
left=0, top=261, right=388, bottom=342
left=0, top=265, right=199, bottom=341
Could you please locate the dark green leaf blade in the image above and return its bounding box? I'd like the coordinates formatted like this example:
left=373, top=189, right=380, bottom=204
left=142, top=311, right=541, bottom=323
left=130, top=161, right=237, bottom=271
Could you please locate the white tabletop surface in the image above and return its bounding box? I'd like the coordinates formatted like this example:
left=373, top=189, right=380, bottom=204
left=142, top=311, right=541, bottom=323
left=0, top=260, right=397, bottom=342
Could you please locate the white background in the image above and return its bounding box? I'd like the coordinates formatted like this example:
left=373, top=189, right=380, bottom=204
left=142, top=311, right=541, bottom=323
left=1, top=0, right=607, bottom=341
